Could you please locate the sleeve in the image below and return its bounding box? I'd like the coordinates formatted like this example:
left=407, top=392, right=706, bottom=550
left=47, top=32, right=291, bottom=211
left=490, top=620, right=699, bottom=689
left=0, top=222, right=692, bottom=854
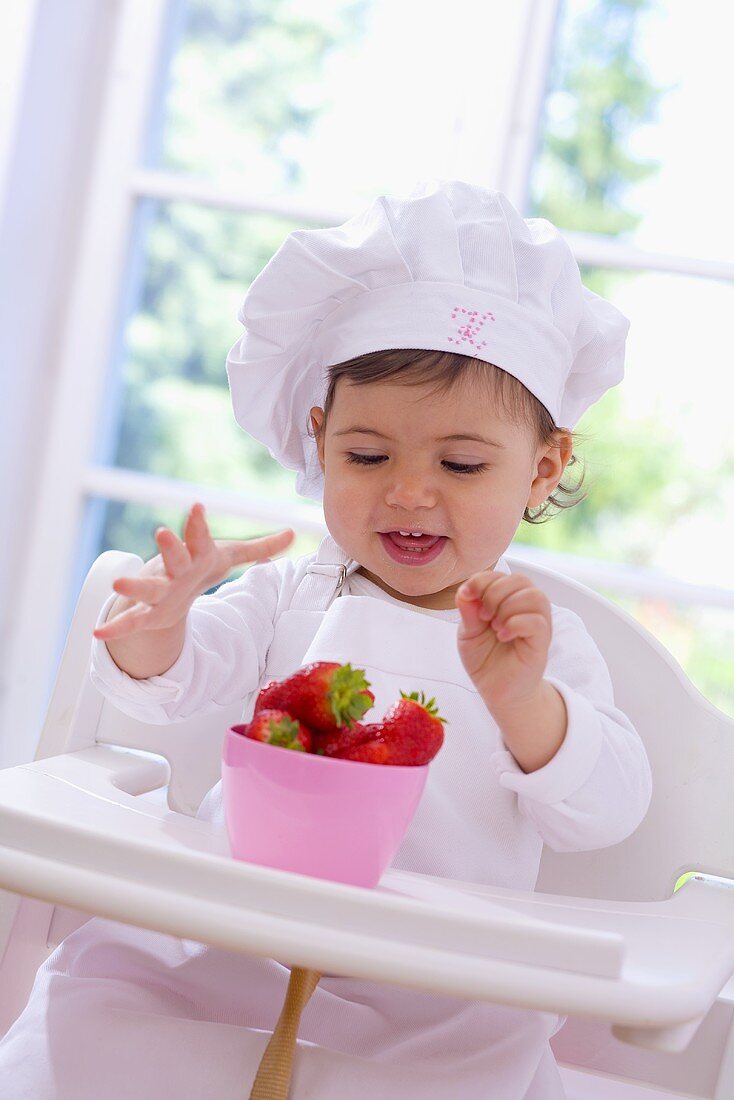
left=88, top=558, right=286, bottom=724
left=489, top=606, right=653, bottom=853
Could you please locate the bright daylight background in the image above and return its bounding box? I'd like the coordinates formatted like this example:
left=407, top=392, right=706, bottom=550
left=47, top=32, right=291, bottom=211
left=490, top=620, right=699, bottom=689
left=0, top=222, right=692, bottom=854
left=0, top=0, right=732, bottom=767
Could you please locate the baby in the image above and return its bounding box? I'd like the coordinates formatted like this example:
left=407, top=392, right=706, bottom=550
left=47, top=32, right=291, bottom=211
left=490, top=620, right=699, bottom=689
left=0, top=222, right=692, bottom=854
left=0, top=180, right=652, bottom=1100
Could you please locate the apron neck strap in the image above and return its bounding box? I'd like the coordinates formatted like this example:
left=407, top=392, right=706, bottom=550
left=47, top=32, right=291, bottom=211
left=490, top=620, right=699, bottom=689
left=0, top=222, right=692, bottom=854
left=289, top=532, right=360, bottom=611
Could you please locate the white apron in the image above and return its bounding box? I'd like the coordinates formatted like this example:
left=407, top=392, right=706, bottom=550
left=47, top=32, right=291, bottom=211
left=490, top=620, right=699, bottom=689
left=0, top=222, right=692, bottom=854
left=0, top=535, right=566, bottom=1099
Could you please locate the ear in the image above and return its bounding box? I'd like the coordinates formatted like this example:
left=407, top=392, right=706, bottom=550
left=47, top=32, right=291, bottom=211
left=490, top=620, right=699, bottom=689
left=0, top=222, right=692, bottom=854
left=526, top=430, right=574, bottom=510
left=309, top=406, right=326, bottom=470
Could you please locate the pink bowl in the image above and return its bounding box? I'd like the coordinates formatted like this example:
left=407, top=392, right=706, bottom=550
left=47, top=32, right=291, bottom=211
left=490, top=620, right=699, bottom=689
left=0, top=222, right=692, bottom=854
left=222, top=725, right=429, bottom=888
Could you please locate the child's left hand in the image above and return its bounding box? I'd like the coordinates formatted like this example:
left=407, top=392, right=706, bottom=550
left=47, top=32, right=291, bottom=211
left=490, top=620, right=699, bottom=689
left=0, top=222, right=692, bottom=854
left=455, top=571, right=552, bottom=713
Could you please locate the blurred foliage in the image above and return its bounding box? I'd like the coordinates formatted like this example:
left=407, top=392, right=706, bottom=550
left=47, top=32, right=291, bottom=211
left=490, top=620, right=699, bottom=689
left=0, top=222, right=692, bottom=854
left=530, top=0, right=673, bottom=234
left=159, top=0, right=371, bottom=182
left=519, top=370, right=727, bottom=568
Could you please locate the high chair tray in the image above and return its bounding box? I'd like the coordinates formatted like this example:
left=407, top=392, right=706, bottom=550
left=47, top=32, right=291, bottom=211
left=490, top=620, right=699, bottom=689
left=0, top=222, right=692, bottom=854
left=1, top=745, right=733, bottom=1053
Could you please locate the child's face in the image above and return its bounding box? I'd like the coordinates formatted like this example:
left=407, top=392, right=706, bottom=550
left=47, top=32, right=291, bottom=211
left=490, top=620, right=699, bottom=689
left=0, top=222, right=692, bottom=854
left=310, top=375, right=571, bottom=610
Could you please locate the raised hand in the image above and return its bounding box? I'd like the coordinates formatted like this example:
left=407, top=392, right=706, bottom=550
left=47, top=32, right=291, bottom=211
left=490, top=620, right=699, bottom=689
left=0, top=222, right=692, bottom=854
left=92, top=503, right=295, bottom=642
left=454, top=570, right=553, bottom=713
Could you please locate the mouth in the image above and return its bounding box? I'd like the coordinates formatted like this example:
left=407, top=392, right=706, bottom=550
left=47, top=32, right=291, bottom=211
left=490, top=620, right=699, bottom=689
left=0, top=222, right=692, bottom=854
left=380, top=529, right=442, bottom=548
left=378, top=530, right=448, bottom=566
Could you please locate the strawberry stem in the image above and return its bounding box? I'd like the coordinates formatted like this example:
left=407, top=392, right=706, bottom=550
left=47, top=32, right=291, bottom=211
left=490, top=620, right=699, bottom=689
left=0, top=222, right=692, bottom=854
left=327, top=663, right=373, bottom=728
left=399, top=689, right=447, bottom=725
left=267, top=714, right=306, bottom=750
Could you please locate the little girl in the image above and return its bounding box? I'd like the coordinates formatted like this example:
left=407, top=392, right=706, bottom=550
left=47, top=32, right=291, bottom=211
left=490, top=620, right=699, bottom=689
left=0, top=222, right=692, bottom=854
left=0, top=179, right=652, bottom=1099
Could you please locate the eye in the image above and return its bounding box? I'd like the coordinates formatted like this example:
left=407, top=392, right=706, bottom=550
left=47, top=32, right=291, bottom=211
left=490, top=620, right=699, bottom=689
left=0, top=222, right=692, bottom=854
left=345, top=453, right=385, bottom=466
left=345, top=454, right=488, bottom=475
left=443, top=461, right=488, bottom=475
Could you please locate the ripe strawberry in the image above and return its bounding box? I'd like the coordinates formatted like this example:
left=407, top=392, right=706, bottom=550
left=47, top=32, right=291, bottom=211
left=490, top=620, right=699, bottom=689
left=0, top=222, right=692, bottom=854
left=255, top=662, right=374, bottom=732
left=311, top=721, right=379, bottom=758
left=337, top=691, right=446, bottom=765
left=335, top=735, right=391, bottom=764
left=241, top=709, right=313, bottom=753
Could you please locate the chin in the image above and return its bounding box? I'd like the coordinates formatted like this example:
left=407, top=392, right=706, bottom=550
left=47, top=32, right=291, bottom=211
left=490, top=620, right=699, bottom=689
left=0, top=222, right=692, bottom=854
left=384, top=569, right=445, bottom=593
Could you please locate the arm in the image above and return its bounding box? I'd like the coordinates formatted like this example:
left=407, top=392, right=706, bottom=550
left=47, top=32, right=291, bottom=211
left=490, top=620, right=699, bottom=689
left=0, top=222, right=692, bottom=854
left=455, top=572, right=652, bottom=854
left=489, top=680, right=568, bottom=774
left=90, top=559, right=285, bottom=724
left=102, top=594, right=187, bottom=679
left=488, top=608, right=653, bottom=853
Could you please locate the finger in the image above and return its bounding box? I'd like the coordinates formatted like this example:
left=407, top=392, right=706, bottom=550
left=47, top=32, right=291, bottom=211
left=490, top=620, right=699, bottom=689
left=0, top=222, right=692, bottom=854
left=221, top=528, right=295, bottom=567
left=491, top=612, right=550, bottom=651
left=471, top=575, right=533, bottom=623
left=183, top=502, right=215, bottom=558
left=456, top=570, right=507, bottom=600
left=478, top=585, right=540, bottom=623
left=481, top=576, right=545, bottom=629
left=457, top=572, right=521, bottom=616
left=487, top=587, right=550, bottom=631
left=154, top=526, right=192, bottom=578
left=92, top=603, right=156, bottom=642
left=112, top=575, right=170, bottom=605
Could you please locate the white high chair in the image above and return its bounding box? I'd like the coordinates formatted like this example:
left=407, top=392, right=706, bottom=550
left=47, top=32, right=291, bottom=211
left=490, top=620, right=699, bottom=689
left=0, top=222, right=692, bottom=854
left=1, top=550, right=734, bottom=1099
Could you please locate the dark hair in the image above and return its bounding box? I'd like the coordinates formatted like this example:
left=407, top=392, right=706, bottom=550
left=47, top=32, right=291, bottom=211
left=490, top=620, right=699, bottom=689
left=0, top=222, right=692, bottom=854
left=307, top=348, right=587, bottom=523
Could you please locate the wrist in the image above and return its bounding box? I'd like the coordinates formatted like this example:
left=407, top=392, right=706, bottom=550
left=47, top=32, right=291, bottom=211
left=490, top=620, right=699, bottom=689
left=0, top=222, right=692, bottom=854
left=103, top=615, right=189, bottom=680
left=482, top=680, right=547, bottom=723
left=486, top=681, right=568, bottom=774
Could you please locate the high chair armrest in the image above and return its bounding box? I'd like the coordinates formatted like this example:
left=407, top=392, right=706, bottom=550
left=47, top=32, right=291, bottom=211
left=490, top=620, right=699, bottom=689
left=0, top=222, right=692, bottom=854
left=1, top=745, right=733, bottom=1054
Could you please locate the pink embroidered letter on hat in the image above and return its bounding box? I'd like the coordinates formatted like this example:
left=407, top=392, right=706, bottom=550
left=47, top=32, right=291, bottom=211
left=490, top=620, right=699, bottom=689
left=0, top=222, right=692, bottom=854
left=448, top=307, right=496, bottom=353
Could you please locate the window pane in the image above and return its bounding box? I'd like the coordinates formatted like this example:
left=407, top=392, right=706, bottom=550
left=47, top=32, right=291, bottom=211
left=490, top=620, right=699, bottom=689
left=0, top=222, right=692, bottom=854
left=149, top=0, right=521, bottom=207
left=95, top=198, right=305, bottom=503
left=532, top=0, right=734, bottom=261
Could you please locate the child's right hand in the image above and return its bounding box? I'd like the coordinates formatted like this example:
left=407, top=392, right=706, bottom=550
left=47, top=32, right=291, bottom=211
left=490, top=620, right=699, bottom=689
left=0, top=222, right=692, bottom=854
left=92, top=503, right=295, bottom=642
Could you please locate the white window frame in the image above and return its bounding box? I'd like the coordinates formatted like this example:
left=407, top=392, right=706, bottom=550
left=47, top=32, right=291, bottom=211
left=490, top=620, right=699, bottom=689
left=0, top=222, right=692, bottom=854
left=1, top=0, right=731, bottom=767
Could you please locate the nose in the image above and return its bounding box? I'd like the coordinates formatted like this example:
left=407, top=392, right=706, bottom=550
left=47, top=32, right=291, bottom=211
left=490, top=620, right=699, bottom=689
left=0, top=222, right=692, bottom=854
left=383, top=463, right=438, bottom=510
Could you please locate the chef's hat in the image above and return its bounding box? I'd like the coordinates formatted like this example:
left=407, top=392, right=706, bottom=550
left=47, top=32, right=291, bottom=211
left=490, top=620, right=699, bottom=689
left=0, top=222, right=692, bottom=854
left=226, top=178, right=630, bottom=502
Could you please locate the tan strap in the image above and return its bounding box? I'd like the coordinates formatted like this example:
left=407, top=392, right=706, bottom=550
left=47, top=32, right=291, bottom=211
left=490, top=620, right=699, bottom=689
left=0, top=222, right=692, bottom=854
left=248, top=967, right=322, bottom=1099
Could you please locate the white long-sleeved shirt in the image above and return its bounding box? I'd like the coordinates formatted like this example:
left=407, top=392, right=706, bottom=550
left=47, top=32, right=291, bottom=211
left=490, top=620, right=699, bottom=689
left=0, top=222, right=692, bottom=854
left=90, top=549, right=653, bottom=858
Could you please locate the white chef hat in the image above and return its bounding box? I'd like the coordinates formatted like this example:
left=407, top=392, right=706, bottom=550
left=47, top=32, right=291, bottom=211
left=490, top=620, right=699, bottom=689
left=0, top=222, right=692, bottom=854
left=226, top=178, right=630, bottom=502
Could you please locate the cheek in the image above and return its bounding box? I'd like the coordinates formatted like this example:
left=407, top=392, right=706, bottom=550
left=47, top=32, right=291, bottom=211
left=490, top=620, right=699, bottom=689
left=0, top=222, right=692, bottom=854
left=458, top=496, right=514, bottom=540
left=325, top=465, right=362, bottom=500
left=322, top=469, right=369, bottom=532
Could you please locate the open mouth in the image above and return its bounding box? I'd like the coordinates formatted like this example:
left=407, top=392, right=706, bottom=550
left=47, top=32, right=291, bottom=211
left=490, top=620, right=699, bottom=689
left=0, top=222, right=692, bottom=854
left=383, top=531, right=442, bottom=551
left=378, top=531, right=448, bottom=566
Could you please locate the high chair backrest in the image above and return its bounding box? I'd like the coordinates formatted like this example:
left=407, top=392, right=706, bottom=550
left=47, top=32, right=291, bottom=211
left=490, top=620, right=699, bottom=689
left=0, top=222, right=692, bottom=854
left=37, top=550, right=734, bottom=906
